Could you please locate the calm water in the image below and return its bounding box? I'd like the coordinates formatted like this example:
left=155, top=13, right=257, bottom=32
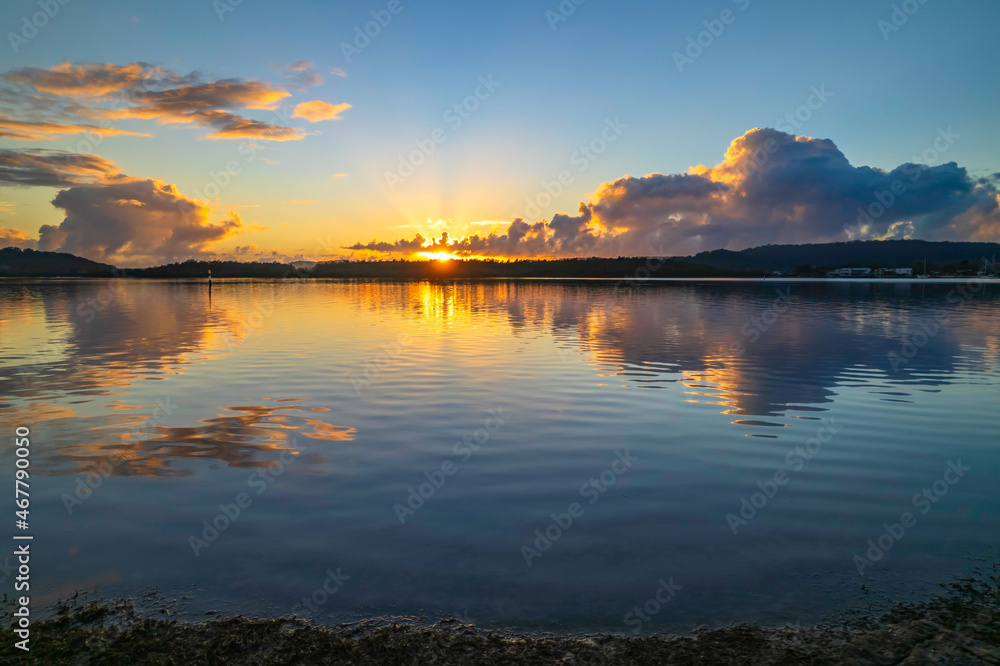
left=1, top=278, right=998, bottom=633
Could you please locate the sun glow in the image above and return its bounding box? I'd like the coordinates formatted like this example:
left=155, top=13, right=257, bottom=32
left=418, top=251, right=462, bottom=261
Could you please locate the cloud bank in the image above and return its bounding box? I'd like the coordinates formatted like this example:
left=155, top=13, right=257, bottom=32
left=349, top=128, right=1000, bottom=257
left=0, top=60, right=355, bottom=264
left=0, top=62, right=319, bottom=142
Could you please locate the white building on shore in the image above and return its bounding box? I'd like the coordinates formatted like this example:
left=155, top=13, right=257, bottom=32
left=826, top=266, right=912, bottom=277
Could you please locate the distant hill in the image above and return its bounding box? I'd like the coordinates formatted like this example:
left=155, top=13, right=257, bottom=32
left=4, top=240, right=999, bottom=279
left=678, top=240, right=1000, bottom=273
left=130, top=260, right=299, bottom=278
left=132, top=257, right=747, bottom=279
left=0, top=247, right=116, bottom=277
left=309, top=257, right=745, bottom=279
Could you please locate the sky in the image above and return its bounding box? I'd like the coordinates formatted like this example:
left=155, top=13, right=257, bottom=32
left=0, top=0, right=998, bottom=265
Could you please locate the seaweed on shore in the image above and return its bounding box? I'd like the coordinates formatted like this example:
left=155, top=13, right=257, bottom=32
left=4, top=567, right=999, bottom=665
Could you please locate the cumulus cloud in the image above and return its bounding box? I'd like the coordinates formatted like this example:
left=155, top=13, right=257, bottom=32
left=0, top=61, right=352, bottom=263
left=346, top=234, right=429, bottom=254
left=292, top=100, right=351, bottom=122
left=39, top=179, right=246, bottom=264
left=350, top=128, right=1000, bottom=257
left=0, top=148, right=251, bottom=264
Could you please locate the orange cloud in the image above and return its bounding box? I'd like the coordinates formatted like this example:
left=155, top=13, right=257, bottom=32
left=3, top=62, right=306, bottom=142
left=0, top=226, right=35, bottom=248
left=0, top=117, right=152, bottom=141
left=197, top=111, right=305, bottom=141
left=129, top=80, right=291, bottom=113
left=2, top=62, right=161, bottom=97
left=0, top=148, right=250, bottom=263
left=292, top=100, right=351, bottom=122
left=349, top=129, right=1000, bottom=257
left=0, top=149, right=123, bottom=186
left=39, top=179, right=248, bottom=264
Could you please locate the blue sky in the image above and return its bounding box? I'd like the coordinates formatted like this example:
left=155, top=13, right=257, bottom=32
left=1, top=0, right=998, bottom=263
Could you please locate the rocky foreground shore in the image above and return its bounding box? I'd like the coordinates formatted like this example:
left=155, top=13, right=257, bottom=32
left=4, top=568, right=998, bottom=665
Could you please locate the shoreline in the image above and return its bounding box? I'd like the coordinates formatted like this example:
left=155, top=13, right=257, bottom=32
left=6, top=567, right=998, bottom=665
left=3, top=275, right=999, bottom=283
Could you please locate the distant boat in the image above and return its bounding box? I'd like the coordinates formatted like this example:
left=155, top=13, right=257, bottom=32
left=917, top=256, right=929, bottom=278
